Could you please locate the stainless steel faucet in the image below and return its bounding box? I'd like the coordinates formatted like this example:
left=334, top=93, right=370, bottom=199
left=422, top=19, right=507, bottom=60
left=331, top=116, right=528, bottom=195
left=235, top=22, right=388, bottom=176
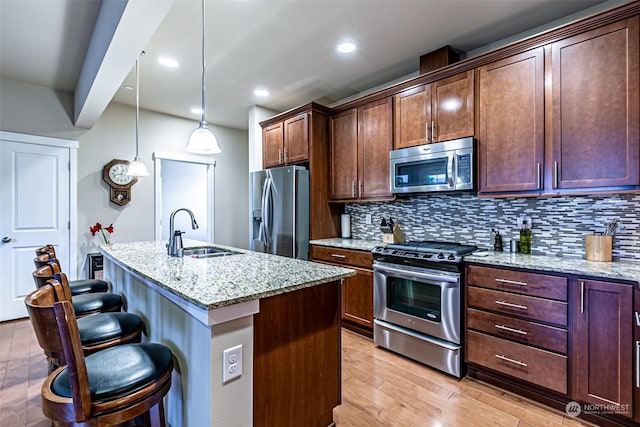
left=168, top=208, right=199, bottom=257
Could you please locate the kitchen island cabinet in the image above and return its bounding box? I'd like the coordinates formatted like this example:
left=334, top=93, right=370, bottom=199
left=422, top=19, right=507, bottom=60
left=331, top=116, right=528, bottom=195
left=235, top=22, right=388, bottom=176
left=100, top=240, right=354, bottom=427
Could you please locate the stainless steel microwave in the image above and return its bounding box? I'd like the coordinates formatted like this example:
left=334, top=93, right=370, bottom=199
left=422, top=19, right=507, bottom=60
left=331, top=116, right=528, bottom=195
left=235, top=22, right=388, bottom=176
left=390, top=137, right=475, bottom=194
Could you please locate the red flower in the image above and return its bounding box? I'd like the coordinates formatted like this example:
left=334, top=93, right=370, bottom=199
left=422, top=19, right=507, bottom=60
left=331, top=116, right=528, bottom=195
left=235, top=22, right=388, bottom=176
left=89, top=222, right=101, bottom=236
left=105, top=224, right=114, bottom=234
left=89, top=222, right=114, bottom=244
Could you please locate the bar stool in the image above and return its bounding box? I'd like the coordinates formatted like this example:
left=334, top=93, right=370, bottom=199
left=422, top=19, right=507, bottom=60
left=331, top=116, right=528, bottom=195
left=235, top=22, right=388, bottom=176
left=26, top=283, right=173, bottom=426
left=33, top=263, right=123, bottom=316
left=25, top=280, right=144, bottom=372
left=34, top=246, right=109, bottom=296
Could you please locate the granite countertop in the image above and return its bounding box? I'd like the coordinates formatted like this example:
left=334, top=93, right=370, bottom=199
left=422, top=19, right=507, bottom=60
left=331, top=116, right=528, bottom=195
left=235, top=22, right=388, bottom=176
left=100, top=240, right=355, bottom=310
left=310, top=238, right=382, bottom=252
left=466, top=251, right=640, bottom=285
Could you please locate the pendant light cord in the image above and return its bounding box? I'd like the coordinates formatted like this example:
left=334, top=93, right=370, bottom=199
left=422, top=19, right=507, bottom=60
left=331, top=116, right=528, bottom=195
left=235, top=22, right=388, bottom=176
left=200, top=0, right=206, bottom=124
left=135, top=55, right=140, bottom=158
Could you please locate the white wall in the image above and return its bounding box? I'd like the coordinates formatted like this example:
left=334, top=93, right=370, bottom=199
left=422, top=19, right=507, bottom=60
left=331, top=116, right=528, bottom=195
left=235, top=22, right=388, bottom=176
left=76, top=103, right=249, bottom=274
left=247, top=105, right=278, bottom=173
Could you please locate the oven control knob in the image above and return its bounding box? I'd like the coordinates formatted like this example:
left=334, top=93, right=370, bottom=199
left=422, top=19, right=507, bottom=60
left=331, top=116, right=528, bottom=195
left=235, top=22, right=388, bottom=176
left=448, top=254, right=456, bottom=260
left=437, top=253, right=445, bottom=260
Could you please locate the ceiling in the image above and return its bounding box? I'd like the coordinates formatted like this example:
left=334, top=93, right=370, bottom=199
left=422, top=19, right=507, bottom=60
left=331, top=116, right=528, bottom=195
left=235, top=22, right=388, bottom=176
left=0, top=0, right=613, bottom=131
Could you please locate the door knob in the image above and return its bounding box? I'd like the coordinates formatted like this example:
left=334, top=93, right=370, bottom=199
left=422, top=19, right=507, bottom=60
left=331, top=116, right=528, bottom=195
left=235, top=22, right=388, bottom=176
left=2, top=236, right=11, bottom=243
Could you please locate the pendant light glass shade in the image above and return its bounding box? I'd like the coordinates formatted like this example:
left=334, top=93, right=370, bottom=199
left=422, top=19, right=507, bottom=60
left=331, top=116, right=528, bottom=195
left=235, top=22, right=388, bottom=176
left=126, top=53, right=150, bottom=177
left=186, top=0, right=222, bottom=155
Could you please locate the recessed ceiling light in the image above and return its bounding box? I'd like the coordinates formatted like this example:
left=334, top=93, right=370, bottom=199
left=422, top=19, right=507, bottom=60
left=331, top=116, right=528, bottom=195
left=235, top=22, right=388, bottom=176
left=123, top=85, right=134, bottom=91
left=254, top=89, right=269, bottom=97
left=191, top=107, right=203, bottom=115
left=158, top=57, right=179, bottom=68
left=337, top=42, right=356, bottom=54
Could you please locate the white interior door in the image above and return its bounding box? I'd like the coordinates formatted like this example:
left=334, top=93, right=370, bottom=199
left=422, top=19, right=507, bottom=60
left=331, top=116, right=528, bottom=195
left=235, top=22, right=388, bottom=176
left=153, top=152, right=215, bottom=243
left=0, top=136, right=74, bottom=321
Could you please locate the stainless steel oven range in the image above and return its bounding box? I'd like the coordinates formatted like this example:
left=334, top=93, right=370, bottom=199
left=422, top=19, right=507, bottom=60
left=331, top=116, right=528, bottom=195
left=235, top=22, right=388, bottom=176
left=372, top=241, right=477, bottom=378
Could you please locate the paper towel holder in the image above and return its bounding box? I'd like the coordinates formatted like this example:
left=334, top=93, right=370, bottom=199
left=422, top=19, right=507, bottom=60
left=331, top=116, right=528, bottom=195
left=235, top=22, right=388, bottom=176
left=341, top=214, right=351, bottom=239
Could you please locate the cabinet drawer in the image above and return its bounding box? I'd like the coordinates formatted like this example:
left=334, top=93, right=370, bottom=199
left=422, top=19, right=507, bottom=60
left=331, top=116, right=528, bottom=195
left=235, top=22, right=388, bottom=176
left=310, top=245, right=373, bottom=269
left=467, top=308, right=567, bottom=354
left=468, top=286, right=567, bottom=327
left=467, top=330, right=567, bottom=394
left=467, top=265, right=567, bottom=301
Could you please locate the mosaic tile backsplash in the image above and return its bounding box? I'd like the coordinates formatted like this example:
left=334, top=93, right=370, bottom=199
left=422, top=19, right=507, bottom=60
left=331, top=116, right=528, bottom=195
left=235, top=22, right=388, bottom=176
left=345, top=194, right=640, bottom=262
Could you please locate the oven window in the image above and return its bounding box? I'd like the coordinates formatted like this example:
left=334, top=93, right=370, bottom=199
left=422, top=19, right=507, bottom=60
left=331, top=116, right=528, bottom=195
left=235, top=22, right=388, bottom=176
left=387, top=277, right=441, bottom=322
left=395, top=157, right=448, bottom=188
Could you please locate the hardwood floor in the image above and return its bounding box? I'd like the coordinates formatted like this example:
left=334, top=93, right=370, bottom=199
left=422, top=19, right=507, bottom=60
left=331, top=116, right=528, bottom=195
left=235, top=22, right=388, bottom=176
left=0, top=319, right=594, bottom=427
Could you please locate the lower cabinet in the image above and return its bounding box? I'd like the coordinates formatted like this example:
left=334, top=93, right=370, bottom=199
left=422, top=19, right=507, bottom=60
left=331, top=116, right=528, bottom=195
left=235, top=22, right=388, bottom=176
left=466, top=263, right=637, bottom=425
left=310, top=245, right=374, bottom=336
left=574, top=278, right=633, bottom=417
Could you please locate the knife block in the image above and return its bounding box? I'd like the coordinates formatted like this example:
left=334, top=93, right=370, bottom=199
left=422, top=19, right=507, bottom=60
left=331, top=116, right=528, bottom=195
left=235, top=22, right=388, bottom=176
left=585, top=235, right=612, bottom=262
left=382, top=224, right=405, bottom=244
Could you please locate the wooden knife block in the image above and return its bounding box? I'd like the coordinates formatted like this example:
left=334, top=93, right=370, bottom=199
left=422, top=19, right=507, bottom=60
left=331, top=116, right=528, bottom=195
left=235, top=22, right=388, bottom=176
left=383, top=224, right=405, bottom=244
left=585, top=235, right=612, bottom=262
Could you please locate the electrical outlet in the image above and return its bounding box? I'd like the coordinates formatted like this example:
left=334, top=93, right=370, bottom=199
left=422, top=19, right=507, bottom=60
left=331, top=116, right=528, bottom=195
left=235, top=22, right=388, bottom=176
left=223, top=345, right=242, bottom=383
left=365, top=214, right=372, bottom=224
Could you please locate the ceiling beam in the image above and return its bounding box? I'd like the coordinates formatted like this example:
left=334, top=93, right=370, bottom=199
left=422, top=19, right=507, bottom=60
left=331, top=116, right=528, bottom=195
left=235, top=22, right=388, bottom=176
left=74, top=0, right=174, bottom=129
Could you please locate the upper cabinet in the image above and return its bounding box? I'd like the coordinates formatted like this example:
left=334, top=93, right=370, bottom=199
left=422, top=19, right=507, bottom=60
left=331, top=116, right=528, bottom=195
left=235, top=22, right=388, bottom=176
left=479, top=16, right=640, bottom=196
left=262, top=112, right=309, bottom=168
left=551, top=17, right=639, bottom=190
left=330, top=98, right=393, bottom=201
left=394, top=70, right=474, bottom=149
left=478, top=48, right=545, bottom=193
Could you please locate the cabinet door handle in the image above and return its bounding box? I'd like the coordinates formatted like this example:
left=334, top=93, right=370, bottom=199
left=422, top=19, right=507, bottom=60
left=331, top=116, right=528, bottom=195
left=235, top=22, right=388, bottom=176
left=431, top=121, right=435, bottom=142
left=495, top=300, right=528, bottom=310
left=536, top=162, right=542, bottom=190
left=636, top=341, right=640, bottom=388
left=636, top=311, right=640, bottom=327
left=359, top=180, right=363, bottom=198
left=495, top=278, right=528, bottom=287
left=425, top=122, right=430, bottom=142
left=495, top=354, right=528, bottom=367
left=330, top=254, right=347, bottom=259
left=278, top=149, right=283, bottom=164
left=283, top=148, right=288, bottom=163
left=553, top=161, right=559, bottom=188
left=580, top=281, right=585, bottom=314
left=351, top=180, right=355, bottom=198
left=494, top=324, right=528, bottom=335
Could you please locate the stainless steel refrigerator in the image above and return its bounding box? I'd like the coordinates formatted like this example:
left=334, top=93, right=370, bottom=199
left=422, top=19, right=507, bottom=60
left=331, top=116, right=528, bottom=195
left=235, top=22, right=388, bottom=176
left=249, top=166, right=309, bottom=259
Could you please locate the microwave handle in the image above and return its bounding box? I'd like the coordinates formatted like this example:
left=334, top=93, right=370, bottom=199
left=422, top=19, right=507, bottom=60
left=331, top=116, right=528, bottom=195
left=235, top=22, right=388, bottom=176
left=448, top=152, right=455, bottom=188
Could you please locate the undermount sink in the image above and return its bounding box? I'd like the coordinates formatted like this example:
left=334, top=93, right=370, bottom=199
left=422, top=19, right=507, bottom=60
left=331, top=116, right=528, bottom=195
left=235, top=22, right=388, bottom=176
left=183, top=246, right=240, bottom=259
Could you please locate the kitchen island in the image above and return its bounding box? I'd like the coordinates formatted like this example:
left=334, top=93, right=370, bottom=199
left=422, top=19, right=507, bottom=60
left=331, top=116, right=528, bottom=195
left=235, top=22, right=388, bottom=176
left=100, top=241, right=355, bottom=427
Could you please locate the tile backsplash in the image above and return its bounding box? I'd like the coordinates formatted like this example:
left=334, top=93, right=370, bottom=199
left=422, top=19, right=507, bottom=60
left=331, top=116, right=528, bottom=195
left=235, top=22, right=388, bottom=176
left=345, top=194, right=640, bottom=262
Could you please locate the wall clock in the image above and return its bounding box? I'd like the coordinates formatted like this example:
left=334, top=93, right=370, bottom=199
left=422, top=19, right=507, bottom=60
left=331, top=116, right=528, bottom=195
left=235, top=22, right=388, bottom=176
left=102, top=159, right=138, bottom=206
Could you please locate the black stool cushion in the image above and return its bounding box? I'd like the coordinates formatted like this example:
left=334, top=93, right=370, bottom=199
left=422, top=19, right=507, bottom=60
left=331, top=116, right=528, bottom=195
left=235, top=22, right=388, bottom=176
left=69, top=279, right=109, bottom=296
left=72, top=292, right=122, bottom=315
left=77, top=313, right=143, bottom=346
left=51, top=344, right=173, bottom=402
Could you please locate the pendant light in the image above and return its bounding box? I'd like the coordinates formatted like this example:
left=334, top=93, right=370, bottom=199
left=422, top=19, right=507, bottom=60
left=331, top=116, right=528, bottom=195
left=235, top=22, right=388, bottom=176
left=186, top=0, right=221, bottom=154
left=126, top=52, right=150, bottom=176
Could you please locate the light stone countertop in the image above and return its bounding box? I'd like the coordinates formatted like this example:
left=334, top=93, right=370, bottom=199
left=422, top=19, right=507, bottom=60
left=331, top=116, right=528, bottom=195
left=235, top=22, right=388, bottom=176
left=100, top=240, right=355, bottom=310
left=466, top=251, right=640, bottom=285
left=310, top=238, right=383, bottom=252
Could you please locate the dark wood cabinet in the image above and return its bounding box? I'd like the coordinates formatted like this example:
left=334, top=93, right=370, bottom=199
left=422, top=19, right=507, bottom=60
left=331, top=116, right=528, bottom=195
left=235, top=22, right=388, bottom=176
left=635, top=286, right=640, bottom=423
left=551, top=17, right=639, bottom=190
left=330, top=109, right=358, bottom=200
left=573, top=278, right=633, bottom=417
left=393, top=71, right=474, bottom=149
left=330, top=98, right=393, bottom=201
left=262, top=112, right=310, bottom=168
left=310, top=245, right=374, bottom=336
left=358, top=98, right=393, bottom=200
left=478, top=48, right=544, bottom=194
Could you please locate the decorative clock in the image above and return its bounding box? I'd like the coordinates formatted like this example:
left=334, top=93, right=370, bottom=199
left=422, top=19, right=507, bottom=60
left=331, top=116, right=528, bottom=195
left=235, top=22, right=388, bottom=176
left=102, top=159, right=138, bottom=206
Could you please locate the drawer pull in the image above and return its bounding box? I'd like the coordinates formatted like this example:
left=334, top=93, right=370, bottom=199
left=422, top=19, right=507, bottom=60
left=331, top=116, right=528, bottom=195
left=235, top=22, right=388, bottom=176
left=495, top=300, right=528, bottom=310
left=495, top=278, right=528, bottom=286
left=331, top=254, right=347, bottom=259
left=494, top=324, right=528, bottom=335
left=495, top=354, right=528, bottom=367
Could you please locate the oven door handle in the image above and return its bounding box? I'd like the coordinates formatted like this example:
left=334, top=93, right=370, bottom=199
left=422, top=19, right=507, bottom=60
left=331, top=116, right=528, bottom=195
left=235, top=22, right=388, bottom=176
left=373, top=261, right=460, bottom=284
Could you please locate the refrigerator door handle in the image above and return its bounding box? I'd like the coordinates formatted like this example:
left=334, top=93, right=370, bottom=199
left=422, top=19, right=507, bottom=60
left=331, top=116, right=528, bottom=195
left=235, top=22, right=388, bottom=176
left=261, top=175, right=272, bottom=251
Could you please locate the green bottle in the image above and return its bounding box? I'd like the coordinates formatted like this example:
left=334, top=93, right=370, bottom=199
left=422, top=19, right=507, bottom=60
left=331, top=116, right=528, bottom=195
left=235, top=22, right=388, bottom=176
left=519, top=221, right=532, bottom=254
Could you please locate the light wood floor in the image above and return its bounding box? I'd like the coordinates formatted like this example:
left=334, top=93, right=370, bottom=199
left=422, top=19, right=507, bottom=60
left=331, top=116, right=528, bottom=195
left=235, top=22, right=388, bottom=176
left=1, top=319, right=593, bottom=427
